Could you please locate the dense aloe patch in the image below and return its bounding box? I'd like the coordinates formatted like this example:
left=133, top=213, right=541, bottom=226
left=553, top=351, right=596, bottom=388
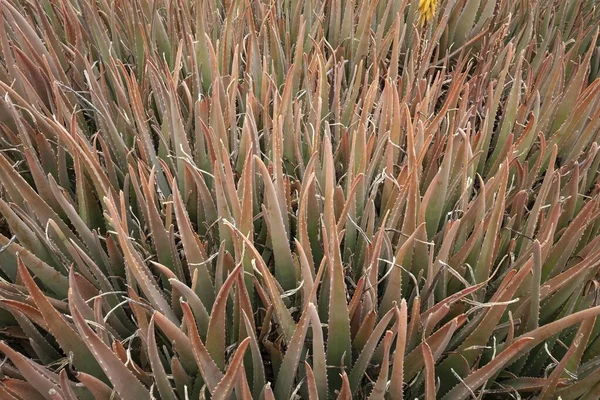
left=1, top=0, right=600, bottom=399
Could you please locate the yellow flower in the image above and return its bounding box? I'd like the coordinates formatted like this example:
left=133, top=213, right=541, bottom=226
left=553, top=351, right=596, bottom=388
left=418, top=0, right=438, bottom=25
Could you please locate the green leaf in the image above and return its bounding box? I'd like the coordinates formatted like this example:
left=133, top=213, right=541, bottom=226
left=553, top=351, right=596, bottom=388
left=69, top=278, right=150, bottom=400
left=368, top=330, right=394, bottom=400
left=147, top=316, right=178, bottom=400
left=442, top=338, right=535, bottom=400
left=181, top=302, right=224, bottom=394
left=212, top=338, right=250, bottom=400
left=18, top=259, right=105, bottom=380
left=349, top=308, right=396, bottom=392
left=274, top=303, right=315, bottom=399
left=0, top=341, right=61, bottom=399
left=255, top=156, right=296, bottom=291
left=206, top=264, right=242, bottom=370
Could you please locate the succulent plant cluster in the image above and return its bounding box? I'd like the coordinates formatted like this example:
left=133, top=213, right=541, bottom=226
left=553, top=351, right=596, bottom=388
left=1, top=0, right=600, bottom=399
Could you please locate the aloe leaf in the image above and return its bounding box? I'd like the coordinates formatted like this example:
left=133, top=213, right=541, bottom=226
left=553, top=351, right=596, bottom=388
left=180, top=301, right=224, bottom=393
left=451, top=253, right=534, bottom=368
left=336, top=371, right=352, bottom=400
left=0, top=234, right=68, bottom=297
left=171, top=356, right=193, bottom=398
left=169, top=277, right=210, bottom=339
left=103, top=195, right=176, bottom=323
left=420, top=132, right=453, bottom=237
left=152, top=310, right=197, bottom=375
left=262, top=383, right=276, bottom=400
left=140, top=169, right=182, bottom=279
left=1, top=1, right=600, bottom=399
left=11, top=308, right=60, bottom=363
left=57, top=370, right=80, bottom=400
left=206, top=263, right=242, bottom=370
left=224, top=221, right=296, bottom=342
left=147, top=316, right=177, bottom=400
left=47, top=175, right=109, bottom=271
left=212, top=338, right=250, bottom=400
left=274, top=303, right=314, bottom=399
left=305, top=362, right=319, bottom=400
left=349, top=308, right=396, bottom=392
left=367, top=330, right=394, bottom=400
left=474, top=161, right=509, bottom=283
left=0, top=383, right=33, bottom=400
left=241, top=311, right=266, bottom=399
left=557, top=365, right=600, bottom=399
left=442, top=337, right=535, bottom=400
left=0, top=299, right=46, bottom=329
left=18, top=259, right=105, bottom=380
left=74, top=372, right=113, bottom=400
left=380, top=224, right=423, bottom=315
left=423, top=341, right=436, bottom=400
left=69, top=281, right=149, bottom=400
left=551, top=28, right=599, bottom=134
left=238, top=145, right=256, bottom=296
left=172, top=183, right=213, bottom=304
left=254, top=156, right=296, bottom=291
left=307, top=299, right=329, bottom=399
left=238, top=365, right=254, bottom=400
left=506, top=306, right=600, bottom=395
left=389, top=300, right=408, bottom=400
left=539, top=316, right=595, bottom=400
left=5, top=378, right=54, bottom=400
left=0, top=341, right=61, bottom=399
left=323, top=133, right=352, bottom=393
left=404, top=315, right=467, bottom=382
left=0, top=199, right=54, bottom=266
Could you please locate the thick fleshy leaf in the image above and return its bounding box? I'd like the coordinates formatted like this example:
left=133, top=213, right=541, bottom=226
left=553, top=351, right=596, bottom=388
left=57, top=370, right=79, bottom=400
left=169, top=277, right=210, bottom=339
left=336, top=371, right=352, bottom=400
left=0, top=2, right=599, bottom=400
left=17, top=259, right=104, bottom=379
left=1, top=379, right=47, bottom=400
left=211, top=338, right=250, bottom=400
left=323, top=133, right=352, bottom=392
left=368, top=330, right=393, bottom=400
left=443, top=338, right=535, bottom=400
left=151, top=309, right=197, bottom=374
left=0, top=341, right=61, bottom=399
left=423, top=340, right=436, bottom=400
left=103, top=195, right=176, bottom=323
left=181, top=301, right=224, bottom=393
left=274, top=303, right=316, bottom=399
left=69, top=282, right=150, bottom=400
left=349, top=307, right=395, bottom=391
left=224, top=221, right=296, bottom=342
left=172, top=181, right=214, bottom=307
left=241, top=310, right=266, bottom=399
left=206, top=263, right=242, bottom=369
left=147, top=316, right=177, bottom=400
left=255, top=156, right=296, bottom=291
left=76, top=372, right=114, bottom=400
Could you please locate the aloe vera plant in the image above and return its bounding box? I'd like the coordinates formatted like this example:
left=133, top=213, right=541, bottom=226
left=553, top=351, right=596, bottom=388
left=1, top=0, right=600, bottom=399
